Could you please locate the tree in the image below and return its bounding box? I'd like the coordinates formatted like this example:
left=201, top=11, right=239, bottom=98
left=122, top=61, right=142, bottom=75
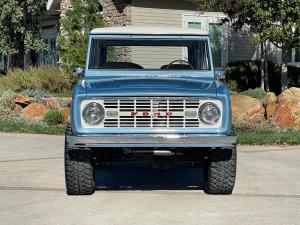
left=192, top=0, right=300, bottom=91
left=0, top=0, right=47, bottom=68
left=58, top=0, right=104, bottom=71
left=263, top=1, right=300, bottom=90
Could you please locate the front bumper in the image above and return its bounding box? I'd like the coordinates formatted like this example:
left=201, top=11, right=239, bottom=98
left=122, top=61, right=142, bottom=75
left=66, top=134, right=237, bottom=148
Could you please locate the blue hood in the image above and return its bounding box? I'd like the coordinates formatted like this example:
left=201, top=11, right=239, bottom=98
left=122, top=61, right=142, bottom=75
left=84, top=77, right=217, bottom=97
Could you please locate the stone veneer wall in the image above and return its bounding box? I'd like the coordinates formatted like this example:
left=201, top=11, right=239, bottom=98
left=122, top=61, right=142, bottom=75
left=59, top=0, right=132, bottom=62
left=59, top=0, right=71, bottom=34
left=60, top=0, right=71, bottom=19
left=101, top=0, right=132, bottom=61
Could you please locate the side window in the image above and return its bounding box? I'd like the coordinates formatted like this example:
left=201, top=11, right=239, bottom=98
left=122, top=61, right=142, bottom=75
left=209, top=23, right=222, bottom=69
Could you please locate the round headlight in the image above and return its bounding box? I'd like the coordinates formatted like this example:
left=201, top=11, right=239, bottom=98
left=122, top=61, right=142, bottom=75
left=82, top=102, right=105, bottom=125
left=199, top=102, right=221, bottom=125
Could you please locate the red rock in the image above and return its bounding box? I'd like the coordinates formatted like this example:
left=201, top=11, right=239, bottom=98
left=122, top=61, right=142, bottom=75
left=231, top=94, right=265, bottom=123
left=12, top=105, right=24, bottom=115
left=42, top=97, right=60, bottom=109
left=59, top=107, right=70, bottom=121
left=264, top=92, right=277, bottom=119
left=21, top=103, right=47, bottom=119
left=15, top=95, right=35, bottom=106
left=275, top=88, right=300, bottom=130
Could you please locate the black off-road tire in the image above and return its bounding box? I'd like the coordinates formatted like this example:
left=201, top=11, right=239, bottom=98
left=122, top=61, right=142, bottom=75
left=65, top=126, right=95, bottom=195
left=203, top=146, right=237, bottom=195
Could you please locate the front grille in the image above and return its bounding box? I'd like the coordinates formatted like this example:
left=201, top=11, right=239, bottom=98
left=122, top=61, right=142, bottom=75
left=103, top=98, right=201, bottom=128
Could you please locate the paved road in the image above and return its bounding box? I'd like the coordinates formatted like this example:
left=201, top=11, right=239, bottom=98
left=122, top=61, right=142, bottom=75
left=0, top=133, right=299, bottom=225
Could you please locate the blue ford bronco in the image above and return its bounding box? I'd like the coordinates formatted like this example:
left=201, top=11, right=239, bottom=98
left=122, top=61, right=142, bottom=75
left=65, top=26, right=237, bottom=195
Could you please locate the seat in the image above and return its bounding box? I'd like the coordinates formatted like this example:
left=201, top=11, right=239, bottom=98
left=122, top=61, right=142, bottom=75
left=160, top=64, right=193, bottom=70
left=100, top=62, right=144, bottom=69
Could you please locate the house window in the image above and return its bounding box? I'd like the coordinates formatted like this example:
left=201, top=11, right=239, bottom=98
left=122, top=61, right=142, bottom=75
left=188, top=22, right=201, bottom=29
left=209, top=23, right=222, bottom=68
left=184, top=14, right=228, bottom=68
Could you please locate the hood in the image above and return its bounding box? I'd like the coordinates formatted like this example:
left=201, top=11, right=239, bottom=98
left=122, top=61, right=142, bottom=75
left=84, top=77, right=217, bottom=97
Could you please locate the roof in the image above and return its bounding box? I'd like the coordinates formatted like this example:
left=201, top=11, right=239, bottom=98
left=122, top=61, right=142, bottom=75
left=90, top=26, right=209, bottom=36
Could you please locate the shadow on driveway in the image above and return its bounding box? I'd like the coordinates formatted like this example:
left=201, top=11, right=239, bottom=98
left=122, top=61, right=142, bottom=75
left=95, top=162, right=204, bottom=191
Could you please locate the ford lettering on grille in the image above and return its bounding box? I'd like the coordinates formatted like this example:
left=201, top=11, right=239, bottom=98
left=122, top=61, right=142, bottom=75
left=103, top=98, right=201, bottom=128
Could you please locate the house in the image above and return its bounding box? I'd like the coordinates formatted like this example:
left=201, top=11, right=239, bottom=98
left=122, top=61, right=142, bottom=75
left=2, top=0, right=298, bottom=70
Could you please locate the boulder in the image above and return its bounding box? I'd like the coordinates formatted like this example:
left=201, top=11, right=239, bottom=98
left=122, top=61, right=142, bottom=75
left=15, top=95, right=35, bottom=107
left=231, top=94, right=265, bottom=123
left=12, top=105, right=24, bottom=115
left=264, top=92, right=277, bottom=119
left=59, top=97, right=72, bottom=107
left=59, top=107, right=70, bottom=121
left=275, top=87, right=300, bottom=130
left=21, top=103, right=47, bottom=120
left=41, top=97, right=60, bottom=109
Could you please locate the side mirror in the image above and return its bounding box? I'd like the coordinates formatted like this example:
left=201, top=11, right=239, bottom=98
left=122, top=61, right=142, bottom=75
left=73, top=67, right=85, bottom=78
left=214, top=70, right=226, bottom=80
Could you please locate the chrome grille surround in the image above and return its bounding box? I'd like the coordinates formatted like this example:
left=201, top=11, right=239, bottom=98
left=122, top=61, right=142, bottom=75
left=80, top=98, right=222, bottom=129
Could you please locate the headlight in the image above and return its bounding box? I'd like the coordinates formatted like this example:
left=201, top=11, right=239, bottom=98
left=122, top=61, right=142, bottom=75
left=82, top=102, right=105, bottom=125
left=199, top=102, right=221, bottom=125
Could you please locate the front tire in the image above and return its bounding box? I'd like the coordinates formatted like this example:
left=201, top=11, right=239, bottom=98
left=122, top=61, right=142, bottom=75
left=203, top=147, right=237, bottom=195
left=65, top=136, right=95, bottom=195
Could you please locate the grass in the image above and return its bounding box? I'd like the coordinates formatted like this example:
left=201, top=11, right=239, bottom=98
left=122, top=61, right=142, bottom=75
left=237, top=131, right=300, bottom=145
left=0, top=119, right=300, bottom=145
left=0, top=119, right=66, bottom=135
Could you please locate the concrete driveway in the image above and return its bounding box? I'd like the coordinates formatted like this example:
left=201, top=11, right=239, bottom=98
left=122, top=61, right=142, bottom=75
left=0, top=133, right=299, bottom=225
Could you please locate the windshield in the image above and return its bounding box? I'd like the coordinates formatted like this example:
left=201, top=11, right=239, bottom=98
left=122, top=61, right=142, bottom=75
left=89, top=38, right=211, bottom=71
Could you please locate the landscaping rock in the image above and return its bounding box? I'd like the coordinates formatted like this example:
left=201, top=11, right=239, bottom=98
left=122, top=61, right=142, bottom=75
left=275, top=87, right=300, bottom=130
left=21, top=103, right=47, bottom=120
left=231, top=94, right=265, bottom=123
left=12, top=105, right=24, bottom=115
left=60, top=97, right=72, bottom=107
left=264, top=92, right=277, bottom=119
left=41, top=97, right=60, bottom=109
left=59, top=107, right=70, bottom=121
left=15, top=95, right=35, bottom=107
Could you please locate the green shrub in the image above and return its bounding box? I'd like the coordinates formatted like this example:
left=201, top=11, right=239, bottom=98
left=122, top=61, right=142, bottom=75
left=288, top=65, right=300, bottom=87
left=44, top=110, right=65, bottom=126
left=227, top=80, right=238, bottom=92
left=21, top=89, right=52, bottom=102
left=225, top=60, right=300, bottom=95
left=0, top=66, right=73, bottom=93
left=225, top=60, right=261, bottom=92
left=0, top=90, right=16, bottom=116
left=240, top=88, right=267, bottom=100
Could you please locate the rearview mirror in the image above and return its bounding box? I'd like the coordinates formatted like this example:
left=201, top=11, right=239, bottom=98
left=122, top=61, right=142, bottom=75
left=73, top=67, right=85, bottom=78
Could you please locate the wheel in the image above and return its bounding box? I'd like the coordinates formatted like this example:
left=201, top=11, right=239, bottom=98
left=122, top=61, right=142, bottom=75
left=64, top=126, right=95, bottom=195
left=203, top=146, right=237, bottom=195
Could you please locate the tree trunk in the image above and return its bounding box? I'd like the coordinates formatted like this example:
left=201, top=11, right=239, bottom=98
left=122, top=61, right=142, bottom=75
left=10, top=52, right=24, bottom=69
left=263, top=41, right=269, bottom=92
left=281, top=46, right=289, bottom=91
left=260, top=42, right=265, bottom=90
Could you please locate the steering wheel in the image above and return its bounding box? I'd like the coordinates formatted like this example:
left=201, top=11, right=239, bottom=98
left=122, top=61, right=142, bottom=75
left=166, top=59, right=194, bottom=69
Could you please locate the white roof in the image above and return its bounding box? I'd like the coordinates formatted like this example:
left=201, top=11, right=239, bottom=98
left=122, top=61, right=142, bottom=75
left=91, top=26, right=209, bottom=36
